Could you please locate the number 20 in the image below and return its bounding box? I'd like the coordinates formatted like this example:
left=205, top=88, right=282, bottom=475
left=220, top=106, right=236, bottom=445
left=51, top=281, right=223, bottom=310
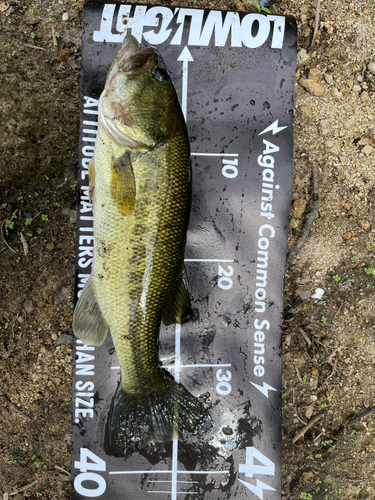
left=218, top=265, right=233, bottom=290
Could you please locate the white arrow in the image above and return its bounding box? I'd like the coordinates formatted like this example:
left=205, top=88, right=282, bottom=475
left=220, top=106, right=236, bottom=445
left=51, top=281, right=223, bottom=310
left=177, top=46, right=194, bottom=121
left=250, top=381, right=277, bottom=398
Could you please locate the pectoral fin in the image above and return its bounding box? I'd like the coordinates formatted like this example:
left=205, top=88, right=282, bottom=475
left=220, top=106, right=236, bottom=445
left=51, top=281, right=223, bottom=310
left=111, top=152, right=136, bottom=215
left=163, top=266, right=193, bottom=326
left=73, top=276, right=109, bottom=346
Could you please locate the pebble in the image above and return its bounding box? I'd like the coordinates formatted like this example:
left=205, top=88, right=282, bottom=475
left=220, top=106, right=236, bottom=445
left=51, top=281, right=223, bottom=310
left=368, top=62, right=375, bottom=75
left=318, top=119, right=331, bottom=137
left=363, top=145, right=373, bottom=156
left=358, top=136, right=373, bottom=146
left=297, top=48, right=310, bottom=67
left=325, top=139, right=341, bottom=156
left=360, top=220, right=370, bottom=230
left=308, top=68, right=322, bottom=82
left=62, top=12, right=68, bottom=21
left=23, top=300, right=34, bottom=314
left=300, top=105, right=313, bottom=122
left=51, top=333, right=58, bottom=341
left=299, top=78, right=326, bottom=96
left=291, top=199, right=307, bottom=219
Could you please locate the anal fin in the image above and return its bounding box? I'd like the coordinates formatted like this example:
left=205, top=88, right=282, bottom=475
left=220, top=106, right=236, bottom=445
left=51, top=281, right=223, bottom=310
left=73, top=276, right=109, bottom=346
left=163, top=266, right=193, bottom=326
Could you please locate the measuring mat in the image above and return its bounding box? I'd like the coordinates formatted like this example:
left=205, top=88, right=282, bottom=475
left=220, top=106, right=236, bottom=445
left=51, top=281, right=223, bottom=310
left=72, top=3, right=297, bottom=499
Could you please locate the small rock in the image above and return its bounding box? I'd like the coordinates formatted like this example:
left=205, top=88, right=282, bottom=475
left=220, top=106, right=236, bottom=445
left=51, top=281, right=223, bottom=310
left=342, top=232, right=353, bottom=240
left=297, top=48, right=310, bottom=67
left=56, top=333, right=73, bottom=346
left=305, top=404, right=314, bottom=420
left=352, top=84, right=361, bottom=93
left=291, top=199, right=307, bottom=219
left=23, top=300, right=34, bottom=314
left=26, top=15, right=39, bottom=25
left=325, top=73, right=333, bottom=85
left=300, top=105, right=313, bottom=122
left=363, top=145, right=373, bottom=156
left=46, top=242, right=54, bottom=251
left=308, top=68, right=322, bottom=82
left=289, top=219, right=299, bottom=229
left=51, top=333, right=58, bottom=341
left=330, top=88, right=343, bottom=100
left=360, top=220, right=370, bottom=230
left=358, top=136, right=373, bottom=146
left=318, top=119, right=330, bottom=137
left=368, top=62, right=375, bottom=75
left=62, top=12, right=68, bottom=21
left=44, top=1, right=49, bottom=6
left=325, top=139, right=341, bottom=156
left=296, top=287, right=311, bottom=301
left=360, top=91, right=370, bottom=102
left=299, top=78, right=325, bottom=96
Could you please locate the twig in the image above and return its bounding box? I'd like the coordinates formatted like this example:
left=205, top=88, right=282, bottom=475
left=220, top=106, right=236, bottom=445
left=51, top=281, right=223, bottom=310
left=52, top=26, right=58, bottom=55
left=55, top=465, right=71, bottom=477
left=292, top=413, right=323, bottom=443
left=295, top=365, right=303, bottom=384
left=287, top=166, right=319, bottom=265
left=19, top=232, right=28, bottom=256
left=310, top=0, right=321, bottom=52
left=1, top=220, right=16, bottom=253
left=349, top=406, right=375, bottom=425
left=8, top=480, right=38, bottom=496
left=25, top=44, right=47, bottom=51
left=299, top=327, right=312, bottom=346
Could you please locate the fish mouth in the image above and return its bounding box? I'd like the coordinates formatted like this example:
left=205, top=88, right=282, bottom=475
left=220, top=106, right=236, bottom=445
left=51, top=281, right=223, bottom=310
left=105, top=35, right=160, bottom=84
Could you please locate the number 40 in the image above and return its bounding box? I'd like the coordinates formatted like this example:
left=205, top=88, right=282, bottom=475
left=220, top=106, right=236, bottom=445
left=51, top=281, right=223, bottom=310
left=74, top=448, right=107, bottom=497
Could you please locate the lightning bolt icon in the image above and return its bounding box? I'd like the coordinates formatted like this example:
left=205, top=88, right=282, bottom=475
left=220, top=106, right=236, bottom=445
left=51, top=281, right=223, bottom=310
left=258, top=119, right=288, bottom=136
left=238, top=479, right=276, bottom=499
left=250, top=381, right=277, bottom=398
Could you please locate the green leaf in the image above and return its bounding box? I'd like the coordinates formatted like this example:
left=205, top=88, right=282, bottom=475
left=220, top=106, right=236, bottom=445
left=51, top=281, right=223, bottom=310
left=261, top=7, right=272, bottom=14
left=321, top=316, right=327, bottom=324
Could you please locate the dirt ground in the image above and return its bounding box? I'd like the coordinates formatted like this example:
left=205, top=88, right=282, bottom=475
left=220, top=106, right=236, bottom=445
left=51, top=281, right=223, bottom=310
left=0, top=0, right=374, bottom=499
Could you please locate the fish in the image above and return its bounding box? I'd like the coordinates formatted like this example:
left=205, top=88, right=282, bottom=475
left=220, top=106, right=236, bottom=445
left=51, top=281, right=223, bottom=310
left=73, top=35, right=210, bottom=456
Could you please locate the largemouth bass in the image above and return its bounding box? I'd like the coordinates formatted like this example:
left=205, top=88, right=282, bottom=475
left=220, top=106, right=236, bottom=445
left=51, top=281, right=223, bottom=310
left=73, top=35, right=210, bottom=456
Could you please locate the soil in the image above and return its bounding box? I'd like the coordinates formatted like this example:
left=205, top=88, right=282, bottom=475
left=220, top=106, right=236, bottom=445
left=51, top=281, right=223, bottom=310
left=0, top=0, right=374, bottom=499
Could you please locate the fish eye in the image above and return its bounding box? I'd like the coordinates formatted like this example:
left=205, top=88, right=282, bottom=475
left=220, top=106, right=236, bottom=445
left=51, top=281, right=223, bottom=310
left=154, top=67, right=169, bottom=83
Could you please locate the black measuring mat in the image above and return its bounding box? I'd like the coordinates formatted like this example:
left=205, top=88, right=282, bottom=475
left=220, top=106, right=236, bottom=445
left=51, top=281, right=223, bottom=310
left=72, top=4, right=297, bottom=499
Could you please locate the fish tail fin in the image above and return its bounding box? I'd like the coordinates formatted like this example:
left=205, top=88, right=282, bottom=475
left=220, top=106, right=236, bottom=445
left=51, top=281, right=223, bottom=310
left=108, top=376, right=211, bottom=456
